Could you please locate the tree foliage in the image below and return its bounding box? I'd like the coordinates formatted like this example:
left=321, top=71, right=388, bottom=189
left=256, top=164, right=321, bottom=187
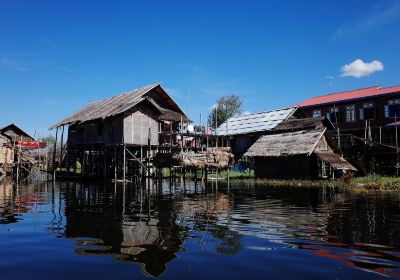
left=41, top=135, right=57, bottom=144
left=208, top=95, right=243, bottom=128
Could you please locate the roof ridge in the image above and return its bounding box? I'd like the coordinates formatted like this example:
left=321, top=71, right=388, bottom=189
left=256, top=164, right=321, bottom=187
left=232, top=105, right=298, bottom=118
left=89, top=83, right=159, bottom=104
left=310, top=86, right=380, bottom=99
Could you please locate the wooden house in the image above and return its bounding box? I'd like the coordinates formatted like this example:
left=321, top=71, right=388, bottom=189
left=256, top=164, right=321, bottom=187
left=50, top=83, right=189, bottom=179
left=243, top=119, right=356, bottom=179
left=0, top=132, right=14, bottom=175
left=0, top=123, right=34, bottom=143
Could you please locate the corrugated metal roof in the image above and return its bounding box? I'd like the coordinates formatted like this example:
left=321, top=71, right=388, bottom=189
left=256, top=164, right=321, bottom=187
left=216, top=106, right=297, bottom=136
left=298, top=85, right=400, bottom=107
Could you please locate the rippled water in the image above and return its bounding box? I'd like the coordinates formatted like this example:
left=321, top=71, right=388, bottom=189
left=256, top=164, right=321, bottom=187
left=1, top=178, right=400, bottom=279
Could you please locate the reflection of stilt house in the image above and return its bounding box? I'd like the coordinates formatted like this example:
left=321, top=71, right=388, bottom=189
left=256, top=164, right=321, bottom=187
left=50, top=84, right=189, bottom=179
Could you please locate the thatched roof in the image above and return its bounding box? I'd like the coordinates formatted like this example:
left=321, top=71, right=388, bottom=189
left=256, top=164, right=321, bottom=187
left=244, top=128, right=356, bottom=171
left=244, top=128, right=326, bottom=157
left=50, top=84, right=188, bottom=129
left=216, top=106, right=297, bottom=136
left=171, top=147, right=234, bottom=168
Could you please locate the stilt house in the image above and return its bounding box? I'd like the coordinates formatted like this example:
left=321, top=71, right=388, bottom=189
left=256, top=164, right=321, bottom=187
left=50, top=83, right=189, bottom=179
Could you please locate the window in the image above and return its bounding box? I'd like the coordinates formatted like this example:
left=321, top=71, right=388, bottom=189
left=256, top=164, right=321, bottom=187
left=326, top=108, right=339, bottom=123
left=359, top=103, right=375, bottom=120
left=346, top=105, right=356, bottom=122
left=386, top=99, right=400, bottom=118
left=312, top=110, right=321, bottom=118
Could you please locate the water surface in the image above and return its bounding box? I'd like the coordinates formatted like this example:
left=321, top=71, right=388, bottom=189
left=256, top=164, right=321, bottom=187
left=1, top=178, right=400, bottom=279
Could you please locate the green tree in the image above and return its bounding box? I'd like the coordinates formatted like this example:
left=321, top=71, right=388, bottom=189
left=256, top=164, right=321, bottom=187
left=41, top=135, right=57, bottom=144
left=208, top=95, right=243, bottom=128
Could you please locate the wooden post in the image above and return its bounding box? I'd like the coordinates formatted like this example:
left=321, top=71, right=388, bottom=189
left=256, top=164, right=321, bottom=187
left=114, top=146, right=117, bottom=180
left=180, top=116, right=183, bottom=151
left=147, top=127, right=151, bottom=178
left=379, top=126, right=382, bottom=144
left=215, top=106, right=218, bottom=148
left=200, top=113, right=203, bottom=151
left=52, top=127, right=59, bottom=170
left=60, top=125, right=65, bottom=166
left=52, top=127, right=59, bottom=181
left=170, top=121, right=173, bottom=152
left=103, top=146, right=107, bottom=179
left=396, top=115, right=399, bottom=176
left=123, top=145, right=126, bottom=182
left=16, top=147, right=20, bottom=183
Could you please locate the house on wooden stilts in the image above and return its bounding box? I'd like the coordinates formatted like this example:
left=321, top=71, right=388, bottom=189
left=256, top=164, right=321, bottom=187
left=49, top=83, right=189, bottom=180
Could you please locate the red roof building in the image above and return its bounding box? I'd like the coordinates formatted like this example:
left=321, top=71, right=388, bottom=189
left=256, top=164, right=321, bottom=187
left=298, top=85, right=400, bottom=146
left=298, top=86, right=400, bottom=108
left=297, top=85, right=400, bottom=175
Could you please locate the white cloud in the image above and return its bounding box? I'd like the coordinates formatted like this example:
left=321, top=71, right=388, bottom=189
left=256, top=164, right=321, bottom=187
left=340, top=59, right=383, bottom=78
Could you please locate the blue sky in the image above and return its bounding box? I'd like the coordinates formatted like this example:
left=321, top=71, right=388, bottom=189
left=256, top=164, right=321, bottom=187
left=1, top=0, right=400, bottom=137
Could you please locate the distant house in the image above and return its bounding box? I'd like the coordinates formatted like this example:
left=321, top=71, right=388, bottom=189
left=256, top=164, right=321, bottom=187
left=0, top=123, right=34, bottom=143
left=244, top=119, right=356, bottom=179
left=297, top=85, right=400, bottom=145
left=0, top=132, right=13, bottom=175
left=216, top=106, right=302, bottom=155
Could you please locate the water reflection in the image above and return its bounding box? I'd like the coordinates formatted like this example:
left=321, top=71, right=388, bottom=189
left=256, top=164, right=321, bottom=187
left=1, top=178, right=400, bottom=279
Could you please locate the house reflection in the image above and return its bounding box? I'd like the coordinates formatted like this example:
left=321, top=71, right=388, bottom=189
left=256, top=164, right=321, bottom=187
left=62, top=183, right=183, bottom=277
left=0, top=179, right=44, bottom=224
left=59, top=181, right=400, bottom=277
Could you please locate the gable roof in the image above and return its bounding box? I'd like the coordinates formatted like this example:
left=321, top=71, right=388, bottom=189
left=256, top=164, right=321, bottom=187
left=243, top=128, right=357, bottom=171
left=49, top=84, right=188, bottom=129
left=215, top=106, right=297, bottom=136
left=244, top=128, right=326, bottom=157
left=0, top=123, right=34, bottom=141
left=298, top=85, right=400, bottom=108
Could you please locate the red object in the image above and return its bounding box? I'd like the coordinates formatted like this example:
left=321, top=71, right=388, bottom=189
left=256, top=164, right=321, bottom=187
left=17, top=141, right=47, bottom=147
left=297, top=85, right=400, bottom=107
left=204, top=126, right=212, bottom=136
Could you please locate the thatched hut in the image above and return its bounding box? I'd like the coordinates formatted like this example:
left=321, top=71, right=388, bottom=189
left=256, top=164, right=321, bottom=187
left=244, top=128, right=356, bottom=179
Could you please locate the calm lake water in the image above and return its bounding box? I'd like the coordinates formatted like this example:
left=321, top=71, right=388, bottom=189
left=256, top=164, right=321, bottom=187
left=1, top=178, right=400, bottom=279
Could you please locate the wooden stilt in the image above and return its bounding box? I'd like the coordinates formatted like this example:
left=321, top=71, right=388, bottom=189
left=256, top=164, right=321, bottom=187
left=123, top=145, right=126, bottom=182
left=114, top=146, right=117, bottom=180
